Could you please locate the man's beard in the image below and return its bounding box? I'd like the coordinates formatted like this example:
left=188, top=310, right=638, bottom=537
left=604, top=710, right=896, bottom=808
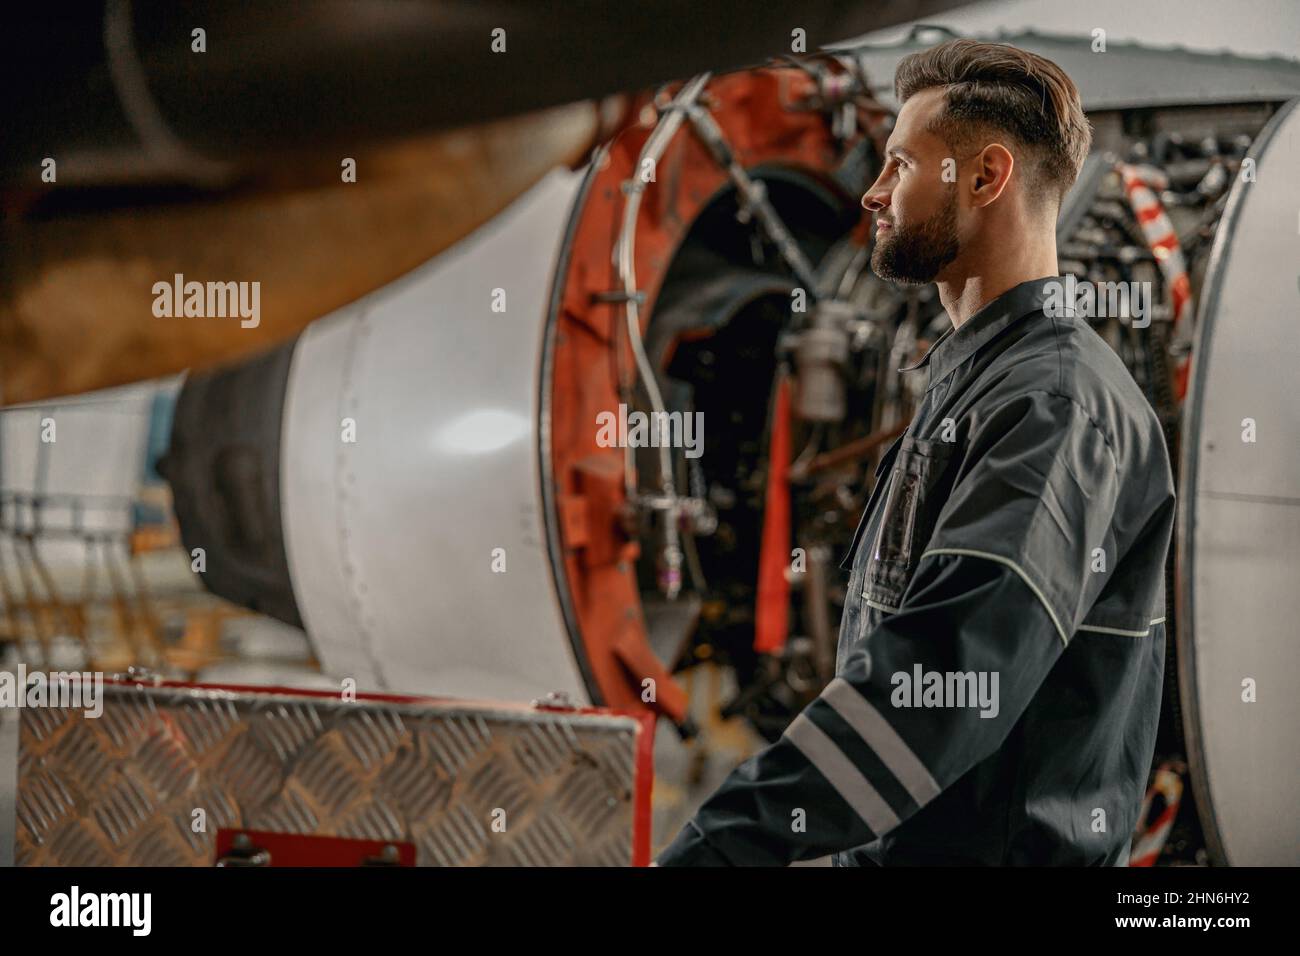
left=870, top=190, right=959, bottom=285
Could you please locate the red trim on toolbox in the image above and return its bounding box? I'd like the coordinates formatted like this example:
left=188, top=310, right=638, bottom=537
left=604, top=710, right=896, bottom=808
left=215, top=829, right=416, bottom=867
left=631, top=710, right=657, bottom=866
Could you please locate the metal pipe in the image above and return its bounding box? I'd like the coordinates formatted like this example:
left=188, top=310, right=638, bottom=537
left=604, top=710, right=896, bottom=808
left=613, top=73, right=712, bottom=599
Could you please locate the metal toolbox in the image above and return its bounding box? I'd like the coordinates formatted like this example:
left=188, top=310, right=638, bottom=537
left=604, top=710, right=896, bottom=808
left=15, top=677, right=652, bottom=866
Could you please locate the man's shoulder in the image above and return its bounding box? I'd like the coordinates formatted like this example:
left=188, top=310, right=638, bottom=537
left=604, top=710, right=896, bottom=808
left=977, top=312, right=1166, bottom=470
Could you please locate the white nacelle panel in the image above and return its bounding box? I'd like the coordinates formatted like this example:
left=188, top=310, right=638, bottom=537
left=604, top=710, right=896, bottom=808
left=1181, top=99, right=1300, bottom=866
left=281, top=168, right=589, bottom=703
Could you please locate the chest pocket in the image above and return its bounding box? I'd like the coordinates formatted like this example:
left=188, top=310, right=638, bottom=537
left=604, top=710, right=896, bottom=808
left=862, top=436, right=958, bottom=615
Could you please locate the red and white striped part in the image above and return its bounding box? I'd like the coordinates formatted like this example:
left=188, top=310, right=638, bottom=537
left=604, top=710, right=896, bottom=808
left=1130, top=762, right=1185, bottom=867
left=1116, top=162, right=1194, bottom=397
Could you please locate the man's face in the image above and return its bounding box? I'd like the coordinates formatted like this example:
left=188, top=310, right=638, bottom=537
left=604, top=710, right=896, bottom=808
left=863, top=88, right=961, bottom=285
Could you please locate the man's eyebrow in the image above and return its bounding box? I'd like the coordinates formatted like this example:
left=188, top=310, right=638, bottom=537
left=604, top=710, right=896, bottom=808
left=887, top=146, right=917, bottom=162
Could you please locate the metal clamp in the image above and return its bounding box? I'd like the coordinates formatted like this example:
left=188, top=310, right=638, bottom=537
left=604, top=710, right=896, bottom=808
left=531, top=690, right=578, bottom=710
left=215, top=833, right=271, bottom=867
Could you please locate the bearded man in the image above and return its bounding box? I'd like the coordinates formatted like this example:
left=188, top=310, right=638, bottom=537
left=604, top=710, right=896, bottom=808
left=657, top=39, right=1175, bottom=867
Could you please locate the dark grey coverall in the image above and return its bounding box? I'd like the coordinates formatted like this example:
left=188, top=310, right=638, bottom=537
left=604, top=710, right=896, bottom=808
left=658, top=276, right=1175, bottom=866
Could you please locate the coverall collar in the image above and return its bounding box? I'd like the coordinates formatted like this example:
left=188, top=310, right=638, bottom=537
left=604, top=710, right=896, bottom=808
left=898, top=276, right=1057, bottom=391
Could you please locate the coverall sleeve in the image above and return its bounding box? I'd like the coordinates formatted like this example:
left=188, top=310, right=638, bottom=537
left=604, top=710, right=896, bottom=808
left=655, top=391, right=1121, bottom=866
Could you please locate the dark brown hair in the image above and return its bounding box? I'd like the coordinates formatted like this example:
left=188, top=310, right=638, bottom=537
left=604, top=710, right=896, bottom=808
left=894, top=39, right=1092, bottom=206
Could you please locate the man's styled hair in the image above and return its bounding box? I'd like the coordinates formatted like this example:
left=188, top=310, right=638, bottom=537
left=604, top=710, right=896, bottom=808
left=894, top=39, right=1092, bottom=208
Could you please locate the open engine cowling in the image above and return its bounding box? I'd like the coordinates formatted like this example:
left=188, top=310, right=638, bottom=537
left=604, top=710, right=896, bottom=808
left=163, top=56, right=1300, bottom=864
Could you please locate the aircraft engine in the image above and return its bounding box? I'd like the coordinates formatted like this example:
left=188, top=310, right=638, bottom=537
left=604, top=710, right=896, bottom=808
left=163, top=61, right=898, bottom=721
left=160, top=48, right=1300, bottom=865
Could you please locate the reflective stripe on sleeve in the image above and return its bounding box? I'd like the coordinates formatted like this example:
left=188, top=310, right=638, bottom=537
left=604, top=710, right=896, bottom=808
left=821, top=678, right=941, bottom=807
left=783, top=712, right=900, bottom=836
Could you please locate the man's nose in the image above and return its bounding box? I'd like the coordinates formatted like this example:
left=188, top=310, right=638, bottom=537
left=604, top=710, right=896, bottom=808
left=861, top=180, right=890, bottom=213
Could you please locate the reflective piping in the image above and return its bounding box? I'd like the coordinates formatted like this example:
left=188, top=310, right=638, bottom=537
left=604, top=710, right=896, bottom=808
left=821, top=678, right=941, bottom=807
left=1077, top=623, right=1149, bottom=637
left=920, top=547, right=1069, bottom=646
left=783, top=713, right=900, bottom=836
left=1077, top=617, right=1167, bottom=638
left=863, top=596, right=900, bottom=614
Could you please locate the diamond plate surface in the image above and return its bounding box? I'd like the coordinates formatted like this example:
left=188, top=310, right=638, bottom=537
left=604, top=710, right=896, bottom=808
left=16, top=683, right=644, bottom=866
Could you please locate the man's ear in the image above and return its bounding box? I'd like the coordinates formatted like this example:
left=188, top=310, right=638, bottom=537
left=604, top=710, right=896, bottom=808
left=969, top=144, right=1015, bottom=208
